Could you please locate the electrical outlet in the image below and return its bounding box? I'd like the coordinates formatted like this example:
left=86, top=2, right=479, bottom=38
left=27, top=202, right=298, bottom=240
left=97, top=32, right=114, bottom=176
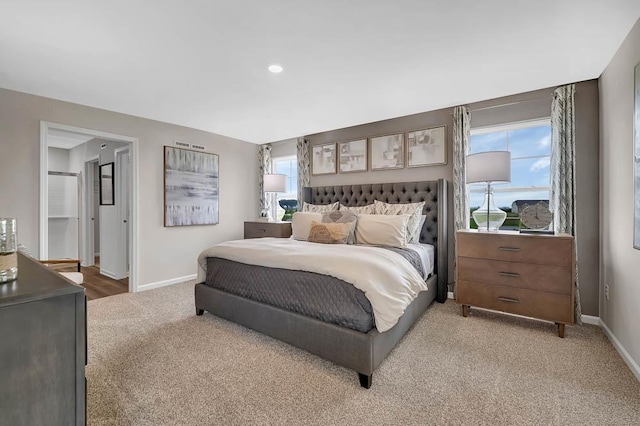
left=605, top=284, right=610, bottom=301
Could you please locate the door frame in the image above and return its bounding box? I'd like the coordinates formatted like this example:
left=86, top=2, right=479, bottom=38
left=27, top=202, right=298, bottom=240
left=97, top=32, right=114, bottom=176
left=40, top=121, right=140, bottom=292
left=82, top=156, right=100, bottom=268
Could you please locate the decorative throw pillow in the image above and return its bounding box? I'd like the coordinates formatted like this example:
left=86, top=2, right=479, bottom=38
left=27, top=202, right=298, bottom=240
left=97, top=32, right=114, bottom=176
left=321, top=210, right=358, bottom=244
left=339, top=203, right=376, bottom=215
left=374, top=200, right=425, bottom=244
left=354, top=214, right=410, bottom=247
left=291, top=212, right=323, bottom=241
left=307, top=221, right=351, bottom=244
left=302, top=201, right=339, bottom=213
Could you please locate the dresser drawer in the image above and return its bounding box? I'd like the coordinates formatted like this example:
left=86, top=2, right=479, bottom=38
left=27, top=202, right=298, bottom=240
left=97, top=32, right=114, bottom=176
left=457, top=257, right=572, bottom=294
left=457, top=232, right=573, bottom=266
left=457, top=280, right=573, bottom=324
left=244, top=222, right=292, bottom=239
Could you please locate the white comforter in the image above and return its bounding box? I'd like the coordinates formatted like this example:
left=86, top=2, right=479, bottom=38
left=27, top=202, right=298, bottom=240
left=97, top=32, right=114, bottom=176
left=197, top=238, right=429, bottom=332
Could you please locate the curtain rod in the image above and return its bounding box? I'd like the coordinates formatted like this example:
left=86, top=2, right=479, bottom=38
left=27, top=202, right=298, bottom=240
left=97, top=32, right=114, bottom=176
left=448, top=92, right=555, bottom=115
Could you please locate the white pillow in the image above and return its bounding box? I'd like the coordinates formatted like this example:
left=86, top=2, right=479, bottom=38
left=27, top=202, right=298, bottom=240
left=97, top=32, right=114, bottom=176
left=374, top=200, right=425, bottom=244
left=355, top=214, right=410, bottom=248
left=291, top=212, right=323, bottom=241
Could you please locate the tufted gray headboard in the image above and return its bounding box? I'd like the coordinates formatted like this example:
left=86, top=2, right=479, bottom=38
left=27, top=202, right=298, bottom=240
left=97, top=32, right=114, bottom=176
left=303, top=179, right=448, bottom=303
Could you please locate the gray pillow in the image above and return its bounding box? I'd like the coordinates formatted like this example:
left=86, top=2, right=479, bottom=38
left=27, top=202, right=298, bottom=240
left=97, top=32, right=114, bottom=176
left=321, top=210, right=358, bottom=244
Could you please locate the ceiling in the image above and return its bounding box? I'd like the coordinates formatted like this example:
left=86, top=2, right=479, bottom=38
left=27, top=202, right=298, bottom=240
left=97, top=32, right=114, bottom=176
left=1, top=1, right=639, bottom=144
left=48, top=128, right=94, bottom=149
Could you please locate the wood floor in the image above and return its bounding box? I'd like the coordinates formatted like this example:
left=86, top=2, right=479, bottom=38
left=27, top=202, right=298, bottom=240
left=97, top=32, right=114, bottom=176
left=54, top=258, right=128, bottom=300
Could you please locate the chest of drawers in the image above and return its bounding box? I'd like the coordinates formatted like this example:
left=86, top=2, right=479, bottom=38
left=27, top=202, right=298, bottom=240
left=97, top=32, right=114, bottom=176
left=244, top=221, right=292, bottom=239
left=455, top=230, right=575, bottom=337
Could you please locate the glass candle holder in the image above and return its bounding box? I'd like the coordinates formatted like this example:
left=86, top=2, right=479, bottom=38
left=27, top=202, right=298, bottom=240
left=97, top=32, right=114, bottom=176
left=0, top=218, right=18, bottom=283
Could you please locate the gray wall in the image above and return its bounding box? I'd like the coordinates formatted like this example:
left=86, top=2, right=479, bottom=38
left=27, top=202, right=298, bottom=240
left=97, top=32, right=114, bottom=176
left=306, top=80, right=600, bottom=315
left=599, top=18, right=640, bottom=372
left=0, top=87, right=259, bottom=287
left=307, top=107, right=455, bottom=286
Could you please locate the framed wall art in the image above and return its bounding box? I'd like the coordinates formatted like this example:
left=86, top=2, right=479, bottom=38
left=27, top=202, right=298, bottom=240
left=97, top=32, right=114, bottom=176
left=338, top=139, right=367, bottom=173
left=370, top=133, right=404, bottom=170
left=406, top=125, right=447, bottom=167
left=164, top=146, right=219, bottom=227
left=99, top=162, right=114, bottom=206
left=312, top=143, right=337, bottom=175
left=634, top=63, right=640, bottom=249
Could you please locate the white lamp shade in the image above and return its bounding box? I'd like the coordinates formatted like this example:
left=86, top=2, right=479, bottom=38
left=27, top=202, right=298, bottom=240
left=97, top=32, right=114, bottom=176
left=466, top=151, right=511, bottom=184
left=263, top=174, right=287, bottom=193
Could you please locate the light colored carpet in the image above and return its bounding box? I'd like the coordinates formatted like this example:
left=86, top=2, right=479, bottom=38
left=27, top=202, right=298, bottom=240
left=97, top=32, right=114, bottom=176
left=87, top=281, right=640, bottom=425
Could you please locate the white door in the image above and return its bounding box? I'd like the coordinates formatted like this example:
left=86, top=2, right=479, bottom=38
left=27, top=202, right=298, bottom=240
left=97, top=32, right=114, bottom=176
left=99, top=148, right=130, bottom=280
left=115, top=148, right=130, bottom=277
left=82, top=158, right=99, bottom=267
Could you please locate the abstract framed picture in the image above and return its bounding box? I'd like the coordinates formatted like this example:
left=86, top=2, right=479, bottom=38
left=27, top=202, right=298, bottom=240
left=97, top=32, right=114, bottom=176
left=406, top=125, right=447, bottom=167
left=634, top=63, right=640, bottom=249
left=164, top=146, right=219, bottom=227
left=370, top=133, right=404, bottom=171
left=99, top=162, right=114, bottom=206
left=312, top=143, right=337, bottom=175
left=338, top=139, right=367, bottom=173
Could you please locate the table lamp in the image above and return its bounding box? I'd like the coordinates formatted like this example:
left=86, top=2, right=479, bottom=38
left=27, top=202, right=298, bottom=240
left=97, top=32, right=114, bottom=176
left=262, top=174, right=287, bottom=221
left=466, top=151, right=511, bottom=232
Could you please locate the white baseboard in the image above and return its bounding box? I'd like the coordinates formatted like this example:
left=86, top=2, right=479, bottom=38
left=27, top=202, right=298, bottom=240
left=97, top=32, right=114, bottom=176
left=599, top=319, right=640, bottom=382
left=447, top=291, right=454, bottom=299
left=581, top=314, right=600, bottom=325
left=100, top=269, right=117, bottom=279
left=137, top=274, right=196, bottom=292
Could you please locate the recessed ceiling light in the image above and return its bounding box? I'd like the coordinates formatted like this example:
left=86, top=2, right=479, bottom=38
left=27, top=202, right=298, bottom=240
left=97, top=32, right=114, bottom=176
left=268, top=64, right=283, bottom=74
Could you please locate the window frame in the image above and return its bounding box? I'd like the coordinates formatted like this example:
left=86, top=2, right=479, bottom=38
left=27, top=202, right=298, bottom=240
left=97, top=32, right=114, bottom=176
left=271, top=154, right=298, bottom=221
left=468, top=118, right=552, bottom=228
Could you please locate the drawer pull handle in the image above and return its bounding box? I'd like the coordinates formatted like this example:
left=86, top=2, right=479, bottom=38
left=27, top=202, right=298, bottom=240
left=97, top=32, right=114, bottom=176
left=258, top=229, right=266, bottom=232
left=499, top=272, right=521, bottom=278
left=498, top=296, right=520, bottom=303
left=498, top=247, right=520, bottom=252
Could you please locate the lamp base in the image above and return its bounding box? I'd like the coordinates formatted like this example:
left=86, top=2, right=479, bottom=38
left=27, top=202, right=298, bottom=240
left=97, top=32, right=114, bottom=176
left=472, top=188, right=507, bottom=232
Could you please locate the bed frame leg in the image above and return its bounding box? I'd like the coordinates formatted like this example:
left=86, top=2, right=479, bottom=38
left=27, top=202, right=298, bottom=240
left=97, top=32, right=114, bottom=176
left=196, top=308, right=204, bottom=316
left=358, top=373, right=372, bottom=389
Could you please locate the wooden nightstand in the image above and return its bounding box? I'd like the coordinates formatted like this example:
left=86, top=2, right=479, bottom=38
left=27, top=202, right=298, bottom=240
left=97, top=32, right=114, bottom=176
left=244, top=221, right=292, bottom=239
left=455, top=230, right=575, bottom=337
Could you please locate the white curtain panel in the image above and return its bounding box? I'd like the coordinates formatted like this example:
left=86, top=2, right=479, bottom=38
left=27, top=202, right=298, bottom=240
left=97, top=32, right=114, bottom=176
left=550, top=83, right=582, bottom=324
left=258, top=144, right=272, bottom=217
left=453, top=105, right=471, bottom=232
left=297, top=137, right=310, bottom=209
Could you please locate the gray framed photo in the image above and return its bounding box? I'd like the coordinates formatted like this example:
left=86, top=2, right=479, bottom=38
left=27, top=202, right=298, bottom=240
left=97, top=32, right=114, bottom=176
left=312, top=143, right=337, bottom=175
left=338, top=139, right=367, bottom=173
left=370, top=133, right=404, bottom=170
left=164, top=146, right=219, bottom=227
left=406, top=125, right=447, bottom=167
left=634, top=63, right=640, bottom=249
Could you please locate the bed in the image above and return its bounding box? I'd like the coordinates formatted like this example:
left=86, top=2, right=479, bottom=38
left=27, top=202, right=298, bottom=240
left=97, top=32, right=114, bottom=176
left=194, top=179, right=448, bottom=388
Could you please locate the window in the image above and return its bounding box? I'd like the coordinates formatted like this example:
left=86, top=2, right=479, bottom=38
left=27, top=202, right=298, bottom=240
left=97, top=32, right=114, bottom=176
left=272, top=155, right=298, bottom=221
left=468, top=119, right=551, bottom=229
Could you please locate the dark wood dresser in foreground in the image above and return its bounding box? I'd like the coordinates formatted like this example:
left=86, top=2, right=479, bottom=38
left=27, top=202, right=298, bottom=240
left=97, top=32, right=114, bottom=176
left=0, top=252, right=86, bottom=425
left=456, top=230, right=575, bottom=337
left=244, top=221, right=292, bottom=239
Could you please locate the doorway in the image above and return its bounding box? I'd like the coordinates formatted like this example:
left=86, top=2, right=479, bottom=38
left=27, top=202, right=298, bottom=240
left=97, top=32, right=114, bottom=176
left=40, top=122, right=139, bottom=294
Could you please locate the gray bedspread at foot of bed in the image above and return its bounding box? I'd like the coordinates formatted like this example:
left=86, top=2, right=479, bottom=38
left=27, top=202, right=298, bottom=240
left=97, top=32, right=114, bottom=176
left=206, top=257, right=375, bottom=332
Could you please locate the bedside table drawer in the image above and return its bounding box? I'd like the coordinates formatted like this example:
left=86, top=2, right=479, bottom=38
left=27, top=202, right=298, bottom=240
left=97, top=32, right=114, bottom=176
left=244, top=222, right=292, bottom=239
left=457, top=233, right=572, bottom=266
left=457, top=257, right=572, bottom=294
left=457, top=280, right=573, bottom=324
